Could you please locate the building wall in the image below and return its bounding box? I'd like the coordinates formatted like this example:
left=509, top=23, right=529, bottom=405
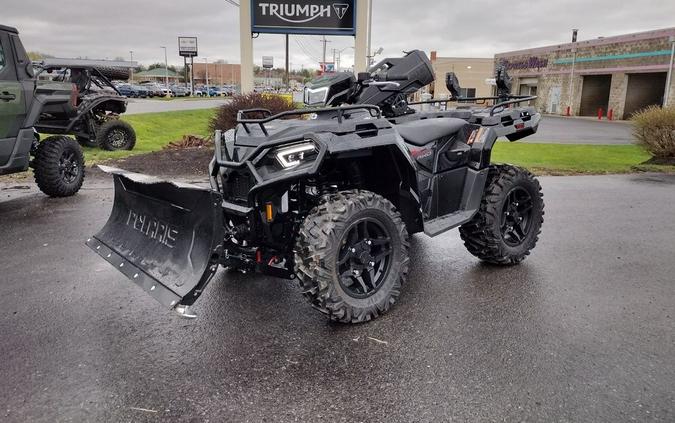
left=429, top=54, right=494, bottom=98
left=192, top=63, right=241, bottom=85
left=495, top=27, right=675, bottom=119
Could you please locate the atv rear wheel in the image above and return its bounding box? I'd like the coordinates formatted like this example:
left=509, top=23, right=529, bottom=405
left=33, top=136, right=85, bottom=197
left=459, top=165, right=544, bottom=265
left=295, top=190, right=409, bottom=323
left=97, top=120, right=136, bottom=151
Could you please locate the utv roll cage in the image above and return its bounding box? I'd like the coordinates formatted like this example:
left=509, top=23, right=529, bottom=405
left=35, top=62, right=122, bottom=96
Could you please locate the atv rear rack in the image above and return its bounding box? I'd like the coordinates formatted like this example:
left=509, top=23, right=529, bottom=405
left=236, top=105, right=382, bottom=136
left=409, top=95, right=537, bottom=116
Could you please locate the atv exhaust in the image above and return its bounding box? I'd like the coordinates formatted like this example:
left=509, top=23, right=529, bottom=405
left=87, top=166, right=224, bottom=314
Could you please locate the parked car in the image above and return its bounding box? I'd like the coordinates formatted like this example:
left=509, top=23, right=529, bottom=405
left=171, top=86, right=189, bottom=97
left=132, top=85, right=149, bottom=98
left=208, top=87, right=222, bottom=97
left=115, top=83, right=138, bottom=98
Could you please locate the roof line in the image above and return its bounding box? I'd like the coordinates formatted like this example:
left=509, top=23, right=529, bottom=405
left=496, top=26, right=675, bottom=57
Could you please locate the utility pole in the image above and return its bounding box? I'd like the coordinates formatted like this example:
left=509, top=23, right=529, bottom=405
left=664, top=35, right=675, bottom=107
left=161, top=46, right=169, bottom=96
left=129, top=51, right=133, bottom=82
left=320, top=36, right=331, bottom=71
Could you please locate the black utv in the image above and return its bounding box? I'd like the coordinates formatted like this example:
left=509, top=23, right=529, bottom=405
left=0, top=25, right=84, bottom=197
left=88, top=50, right=544, bottom=323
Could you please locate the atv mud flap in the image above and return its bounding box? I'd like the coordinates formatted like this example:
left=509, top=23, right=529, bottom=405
left=87, top=166, right=224, bottom=310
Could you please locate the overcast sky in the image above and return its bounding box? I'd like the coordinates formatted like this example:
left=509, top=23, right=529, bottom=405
left=4, top=0, right=675, bottom=70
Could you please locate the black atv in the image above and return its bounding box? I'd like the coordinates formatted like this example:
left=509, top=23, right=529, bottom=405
left=88, top=50, right=544, bottom=323
left=34, top=59, right=136, bottom=150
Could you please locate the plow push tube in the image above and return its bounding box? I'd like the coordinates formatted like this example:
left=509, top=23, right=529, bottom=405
left=87, top=166, right=224, bottom=314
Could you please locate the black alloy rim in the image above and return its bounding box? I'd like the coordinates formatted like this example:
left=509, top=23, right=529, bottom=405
left=501, top=187, right=534, bottom=246
left=108, top=128, right=128, bottom=148
left=337, top=218, right=393, bottom=298
left=59, top=150, right=80, bottom=184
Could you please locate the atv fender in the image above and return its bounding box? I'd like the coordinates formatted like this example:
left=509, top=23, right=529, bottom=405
left=87, top=166, right=224, bottom=309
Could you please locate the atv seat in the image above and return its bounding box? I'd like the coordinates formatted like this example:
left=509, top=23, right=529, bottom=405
left=395, top=118, right=468, bottom=146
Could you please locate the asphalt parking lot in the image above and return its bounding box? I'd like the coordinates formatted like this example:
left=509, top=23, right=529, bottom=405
left=125, top=98, right=229, bottom=115
left=525, top=116, right=633, bottom=145
left=1, top=172, right=674, bottom=422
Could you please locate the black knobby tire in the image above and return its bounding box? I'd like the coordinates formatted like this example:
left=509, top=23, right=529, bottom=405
left=96, top=119, right=136, bottom=151
left=459, top=165, right=544, bottom=265
left=76, top=136, right=98, bottom=148
left=295, top=190, right=410, bottom=323
left=33, top=136, right=85, bottom=197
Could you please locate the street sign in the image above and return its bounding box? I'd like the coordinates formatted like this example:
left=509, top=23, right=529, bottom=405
left=251, top=0, right=356, bottom=36
left=178, top=37, right=198, bottom=57
left=262, top=56, right=274, bottom=69
left=320, top=62, right=335, bottom=73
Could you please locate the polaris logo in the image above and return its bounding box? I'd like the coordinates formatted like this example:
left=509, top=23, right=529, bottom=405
left=126, top=210, right=179, bottom=249
left=257, top=2, right=350, bottom=23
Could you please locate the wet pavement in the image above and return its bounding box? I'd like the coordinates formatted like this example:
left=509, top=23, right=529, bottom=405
left=525, top=116, right=633, bottom=145
left=1, top=173, right=674, bottom=422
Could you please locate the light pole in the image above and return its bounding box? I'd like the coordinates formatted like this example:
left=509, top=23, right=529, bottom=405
left=205, top=57, right=209, bottom=96
left=334, top=46, right=354, bottom=72
left=161, top=46, right=169, bottom=96
left=567, top=29, right=579, bottom=116
left=664, top=35, right=675, bottom=107
left=129, top=51, right=133, bottom=82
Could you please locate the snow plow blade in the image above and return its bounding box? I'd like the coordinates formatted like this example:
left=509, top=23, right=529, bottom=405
left=87, top=166, right=224, bottom=310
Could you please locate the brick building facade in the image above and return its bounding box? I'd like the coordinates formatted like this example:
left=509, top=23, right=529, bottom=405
left=192, top=62, right=241, bottom=86
left=495, top=27, right=675, bottom=119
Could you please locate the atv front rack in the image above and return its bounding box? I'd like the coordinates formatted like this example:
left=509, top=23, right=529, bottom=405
left=236, top=104, right=382, bottom=136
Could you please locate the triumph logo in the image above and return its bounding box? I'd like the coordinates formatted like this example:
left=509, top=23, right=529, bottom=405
left=258, top=2, right=350, bottom=23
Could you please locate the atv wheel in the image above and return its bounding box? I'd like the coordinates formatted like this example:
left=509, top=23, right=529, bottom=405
left=76, top=136, right=99, bottom=148
left=295, top=190, right=409, bottom=323
left=33, top=136, right=85, bottom=197
left=459, top=165, right=544, bottom=265
left=97, top=120, right=136, bottom=151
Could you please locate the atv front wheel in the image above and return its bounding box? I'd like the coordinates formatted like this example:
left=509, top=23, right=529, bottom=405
left=33, top=136, right=85, bottom=197
left=97, top=120, right=136, bottom=151
left=295, top=190, right=409, bottom=323
left=459, top=165, right=544, bottom=265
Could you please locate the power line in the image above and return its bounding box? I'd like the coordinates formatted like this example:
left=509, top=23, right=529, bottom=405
left=224, top=0, right=240, bottom=6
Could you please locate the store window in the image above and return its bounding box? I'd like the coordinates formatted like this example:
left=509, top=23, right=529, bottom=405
left=460, top=88, right=476, bottom=98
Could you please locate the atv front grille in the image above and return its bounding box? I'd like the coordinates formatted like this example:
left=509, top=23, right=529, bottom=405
left=222, top=171, right=254, bottom=204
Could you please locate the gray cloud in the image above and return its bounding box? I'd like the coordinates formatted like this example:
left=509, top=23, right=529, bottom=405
left=3, top=0, right=675, bottom=70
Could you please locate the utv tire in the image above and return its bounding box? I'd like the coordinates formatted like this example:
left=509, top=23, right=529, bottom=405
left=97, top=120, right=136, bottom=151
left=459, top=165, right=544, bottom=265
left=295, top=190, right=409, bottom=324
left=33, top=136, right=85, bottom=197
left=76, top=136, right=99, bottom=148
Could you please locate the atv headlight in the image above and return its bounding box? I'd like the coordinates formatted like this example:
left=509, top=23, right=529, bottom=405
left=304, top=86, right=329, bottom=106
left=274, top=142, right=317, bottom=169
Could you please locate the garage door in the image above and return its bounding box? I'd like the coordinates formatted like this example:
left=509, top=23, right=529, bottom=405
left=624, top=72, right=667, bottom=118
left=579, top=75, right=611, bottom=116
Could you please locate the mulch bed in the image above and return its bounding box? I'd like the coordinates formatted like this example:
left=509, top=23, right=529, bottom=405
left=90, top=147, right=215, bottom=178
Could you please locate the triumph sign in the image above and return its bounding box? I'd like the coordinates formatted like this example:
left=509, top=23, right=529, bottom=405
left=252, top=0, right=356, bottom=35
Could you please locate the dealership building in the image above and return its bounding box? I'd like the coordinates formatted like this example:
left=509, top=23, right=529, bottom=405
left=495, top=27, right=675, bottom=119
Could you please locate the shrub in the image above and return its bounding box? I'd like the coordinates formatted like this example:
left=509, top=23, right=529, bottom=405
left=163, top=134, right=212, bottom=150
left=632, top=106, right=675, bottom=161
left=209, top=92, right=296, bottom=132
